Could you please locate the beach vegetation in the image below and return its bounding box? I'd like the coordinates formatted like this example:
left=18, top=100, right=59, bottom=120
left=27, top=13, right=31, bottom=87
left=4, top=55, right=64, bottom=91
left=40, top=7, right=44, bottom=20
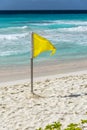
left=44, top=121, right=62, bottom=130
left=81, top=119, right=87, bottom=124
left=36, top=128, right=42, bottom=130
left=64, top=123, right=81, bottom=130
left=36, top=119, right=87, bottom=130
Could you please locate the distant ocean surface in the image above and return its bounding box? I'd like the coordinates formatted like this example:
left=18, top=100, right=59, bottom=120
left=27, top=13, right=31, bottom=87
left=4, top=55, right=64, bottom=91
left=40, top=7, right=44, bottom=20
left=0, top=13, right=87, bottom=66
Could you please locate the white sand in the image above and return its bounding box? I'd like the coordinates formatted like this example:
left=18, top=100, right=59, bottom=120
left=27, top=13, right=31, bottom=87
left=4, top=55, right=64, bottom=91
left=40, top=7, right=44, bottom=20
left=0, top=57, right=87, bottom=83
left=0, top=71, right=87, bottom=130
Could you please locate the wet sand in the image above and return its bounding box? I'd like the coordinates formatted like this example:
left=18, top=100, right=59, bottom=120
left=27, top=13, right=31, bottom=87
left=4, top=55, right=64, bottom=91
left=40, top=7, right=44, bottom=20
left=0, top=58, right=87, bottom=83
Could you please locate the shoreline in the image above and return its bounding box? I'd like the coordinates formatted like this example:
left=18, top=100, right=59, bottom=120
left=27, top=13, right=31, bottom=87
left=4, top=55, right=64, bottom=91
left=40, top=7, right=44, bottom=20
left=0, top=57, right=87, bottom=83
left=0, top=70, right=87, bottom=87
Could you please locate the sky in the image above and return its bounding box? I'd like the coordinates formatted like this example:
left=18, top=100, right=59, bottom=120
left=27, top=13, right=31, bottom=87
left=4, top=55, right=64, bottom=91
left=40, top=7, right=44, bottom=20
left=0, top=0, right=87, bottom=10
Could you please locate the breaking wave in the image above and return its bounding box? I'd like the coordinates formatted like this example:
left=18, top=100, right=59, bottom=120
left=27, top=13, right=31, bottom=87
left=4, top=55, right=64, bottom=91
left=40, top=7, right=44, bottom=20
left=0, top=33, right=29, bottom=41
left=58, top=26, right=87, bottom=32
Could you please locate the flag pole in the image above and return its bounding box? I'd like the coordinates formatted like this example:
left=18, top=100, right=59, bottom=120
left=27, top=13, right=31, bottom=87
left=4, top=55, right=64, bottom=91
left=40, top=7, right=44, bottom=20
left=31, top=32, right=34, bottom=94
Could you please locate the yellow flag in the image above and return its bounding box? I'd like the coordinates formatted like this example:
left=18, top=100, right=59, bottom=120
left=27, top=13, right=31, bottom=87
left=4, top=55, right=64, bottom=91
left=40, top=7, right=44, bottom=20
left=33, top=33, right=56, bottom=58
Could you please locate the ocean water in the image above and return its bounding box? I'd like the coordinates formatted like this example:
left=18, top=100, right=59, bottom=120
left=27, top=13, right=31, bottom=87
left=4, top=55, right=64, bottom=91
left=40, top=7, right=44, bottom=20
left=0, top=13, right=87, bottom=66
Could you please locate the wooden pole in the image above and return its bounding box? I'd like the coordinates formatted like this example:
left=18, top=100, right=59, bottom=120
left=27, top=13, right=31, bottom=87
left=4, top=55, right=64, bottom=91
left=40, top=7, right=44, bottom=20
left=31, top=32, right=34, bottom=93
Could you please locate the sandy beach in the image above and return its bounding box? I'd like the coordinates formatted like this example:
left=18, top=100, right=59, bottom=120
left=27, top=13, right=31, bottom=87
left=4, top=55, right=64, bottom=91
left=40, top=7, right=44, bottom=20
left=1, top=11, right=87, bottom=130
left=0, top=62, right=87, bottom=130
left=0, top=58, right=87, bottom=83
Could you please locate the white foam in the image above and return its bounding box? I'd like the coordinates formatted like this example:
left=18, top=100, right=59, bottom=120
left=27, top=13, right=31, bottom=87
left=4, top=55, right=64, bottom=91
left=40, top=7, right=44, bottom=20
left=0, top=51, right=20, bottom=56
left=30, top=20, right=87, bottom=27
left=0, top=26, right=28, bottom=31
left=0, top=33, right=29, bottom=41
left=52, top=20, right=87, bottom=25
left=0, top=50, right=29, bottom=57
left=59, top=26, right=87, bottom=32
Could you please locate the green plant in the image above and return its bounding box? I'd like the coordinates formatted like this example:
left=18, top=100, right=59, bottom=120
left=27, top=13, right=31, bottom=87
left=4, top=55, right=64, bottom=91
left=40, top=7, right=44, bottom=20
left=45, top=124, right=53, bottom=130
left=52, top=122, right=62, bottom=130
left=36, top=128, right=43, bottom=130
left=36, top=119, right=87, bottom=130
left=85, top=112, right=87, bottom=114
left=64, top=123, right=82, bottom=130
left=81, top=119, right=87, bottom=124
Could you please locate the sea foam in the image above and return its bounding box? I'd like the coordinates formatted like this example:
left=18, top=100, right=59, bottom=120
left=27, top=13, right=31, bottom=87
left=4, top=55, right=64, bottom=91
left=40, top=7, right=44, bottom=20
left=0, top=33, right=29, bottom=41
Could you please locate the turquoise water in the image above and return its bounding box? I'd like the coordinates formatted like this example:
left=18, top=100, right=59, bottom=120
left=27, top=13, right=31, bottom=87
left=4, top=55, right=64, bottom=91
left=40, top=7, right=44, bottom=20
left=0, top=13, right=87, bottom=66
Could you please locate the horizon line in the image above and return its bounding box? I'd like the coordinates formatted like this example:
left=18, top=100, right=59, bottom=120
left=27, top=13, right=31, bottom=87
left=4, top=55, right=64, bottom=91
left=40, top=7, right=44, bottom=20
left=0, top=10, right=87, bottom=14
